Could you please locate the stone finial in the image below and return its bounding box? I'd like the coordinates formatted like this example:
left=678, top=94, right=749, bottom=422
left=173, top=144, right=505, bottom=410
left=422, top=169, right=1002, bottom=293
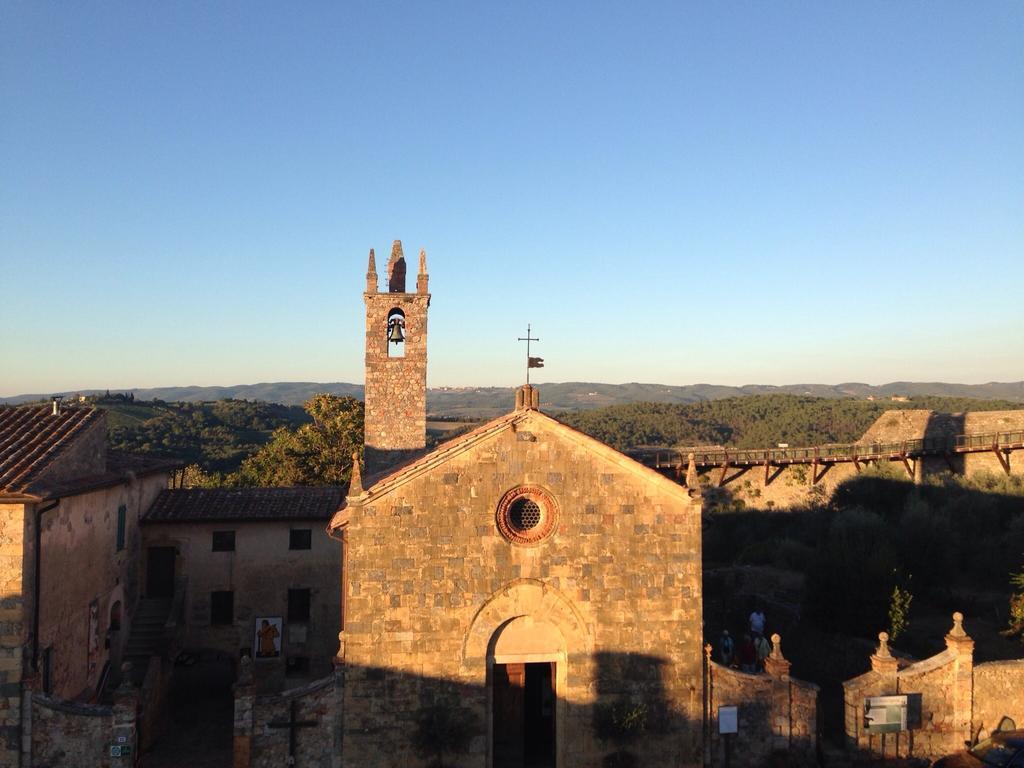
left=416, top=248, right=429, bottom=294
left=704, top=643, right=713, bottom=663
left=335, top=631, right=346, bottom=664
left=870, top=630, right=899, bottom=676
left=387, top=240, right=406, bottom=292
left=875, top=631, right=892, bottom=658
left=348, top=452, right=363, bottom=496
left=237, top=654, right=255, bottom=687
left=685, top=453, right=698, bottom=490
left=945, top=610, right=974, bottom=657
left=948, top=611, right=966, bottom=638
left=764, top=633, right=791, bottom=678
left=366, top=248, right=378, bottom=292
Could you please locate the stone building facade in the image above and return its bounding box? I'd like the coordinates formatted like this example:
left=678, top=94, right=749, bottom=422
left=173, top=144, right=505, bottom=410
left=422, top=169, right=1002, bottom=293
left=363, top=240, right=430, bottom=473
left=331, top=398, right=705, bottom=767
left=141, top=487, right=342, bottom=691
left=0, top=404, right=176, bottom=767
left=322, top=244, right=706, bottom=767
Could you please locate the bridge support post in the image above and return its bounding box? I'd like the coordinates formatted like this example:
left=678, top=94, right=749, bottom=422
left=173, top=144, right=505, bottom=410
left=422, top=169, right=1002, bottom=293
left=993, top=447, right=1011, bottom=475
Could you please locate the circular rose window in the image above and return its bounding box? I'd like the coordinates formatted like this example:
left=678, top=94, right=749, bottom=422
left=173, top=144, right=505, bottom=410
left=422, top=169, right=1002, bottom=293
left=496, top=486, right=557, bottom=545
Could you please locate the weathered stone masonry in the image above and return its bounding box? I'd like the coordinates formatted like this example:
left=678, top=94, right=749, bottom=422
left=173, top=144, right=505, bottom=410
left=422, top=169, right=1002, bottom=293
left=363, top=240, right=430, bottom=474
left=332, top=402, right=706, bottom=767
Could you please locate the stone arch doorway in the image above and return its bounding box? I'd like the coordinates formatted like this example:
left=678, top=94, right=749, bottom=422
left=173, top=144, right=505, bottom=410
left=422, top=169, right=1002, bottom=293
left=463, top=580, right=591, bottom=768
left=489, top=617, right=563, bottom=768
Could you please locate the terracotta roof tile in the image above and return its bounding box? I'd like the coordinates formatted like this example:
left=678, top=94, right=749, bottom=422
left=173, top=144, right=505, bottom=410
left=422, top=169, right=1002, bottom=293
left=143, top=487, right=344, bottom=523
left=0, top=405, right=104, bottom=496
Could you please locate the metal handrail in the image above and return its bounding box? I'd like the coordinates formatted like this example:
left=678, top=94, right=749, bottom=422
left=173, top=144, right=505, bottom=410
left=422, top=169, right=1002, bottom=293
left=649, top=428, right=1022, bottom=467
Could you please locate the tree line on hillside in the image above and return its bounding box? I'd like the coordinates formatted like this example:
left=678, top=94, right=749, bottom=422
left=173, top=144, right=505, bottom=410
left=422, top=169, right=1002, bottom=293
left=104, top=393, right=1021, bottom=477
left=106, top=398, right=310, bottom=474
left=558, top=394, right=1022, bottom=451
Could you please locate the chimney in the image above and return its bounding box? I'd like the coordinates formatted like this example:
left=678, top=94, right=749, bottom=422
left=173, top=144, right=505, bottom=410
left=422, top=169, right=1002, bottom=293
left=51, top=396, right=62, bottom=416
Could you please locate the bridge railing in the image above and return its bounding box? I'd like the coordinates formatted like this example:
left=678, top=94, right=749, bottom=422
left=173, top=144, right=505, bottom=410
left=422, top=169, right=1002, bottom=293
left=648, top=429, right=1023, bottom=468
left=955, top=430, right=1024, bottom=449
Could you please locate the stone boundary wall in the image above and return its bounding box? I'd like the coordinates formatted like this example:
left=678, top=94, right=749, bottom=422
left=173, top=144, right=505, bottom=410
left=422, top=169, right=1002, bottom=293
left=27, top=695, right=111, bottom=768
left=973, top=659, right=1024, bottom=739
left=233, top=659, right=339, bottom=768
left=704, top=635, right=818, bottom=768
left=844, top=613, right=1024, bottom=762
left=20, top=671, right=139, bottom=768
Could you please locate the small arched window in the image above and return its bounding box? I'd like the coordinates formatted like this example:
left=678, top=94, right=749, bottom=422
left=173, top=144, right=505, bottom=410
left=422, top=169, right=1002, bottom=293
left=387, top=308, right=406, bottom=358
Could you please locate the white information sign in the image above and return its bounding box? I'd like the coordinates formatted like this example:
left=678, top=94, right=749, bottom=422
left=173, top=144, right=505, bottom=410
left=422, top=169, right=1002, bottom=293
left=718, top=705, right=738, bottom=734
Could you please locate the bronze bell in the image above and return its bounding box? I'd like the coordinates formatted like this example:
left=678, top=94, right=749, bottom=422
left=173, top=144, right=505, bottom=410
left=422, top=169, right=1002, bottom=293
left=387, top=317, right=405, bottom=344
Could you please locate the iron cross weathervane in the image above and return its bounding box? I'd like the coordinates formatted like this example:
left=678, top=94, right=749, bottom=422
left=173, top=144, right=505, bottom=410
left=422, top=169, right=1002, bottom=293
left=518, top=324, right=544, bottom=384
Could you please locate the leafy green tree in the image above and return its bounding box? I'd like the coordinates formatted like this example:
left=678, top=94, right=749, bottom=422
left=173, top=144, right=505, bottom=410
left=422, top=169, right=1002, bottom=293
left=234, top=394, right=363, bottom=487
left=888, top=582, right=913, bottom=642
left=1009, top=568, right=1024, bottom=643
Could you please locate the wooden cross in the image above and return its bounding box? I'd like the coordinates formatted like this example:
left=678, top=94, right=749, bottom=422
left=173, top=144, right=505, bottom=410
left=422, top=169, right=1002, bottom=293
left=268, top=699, right=317, bottom=765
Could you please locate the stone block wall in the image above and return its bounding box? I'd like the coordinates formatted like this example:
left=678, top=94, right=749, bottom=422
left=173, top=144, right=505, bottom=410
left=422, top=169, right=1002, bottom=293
left=28, top=696, right=111, bottom=768
left=843, top=642, right=968, bottom=761
left=363, top=290, right=429, bottom=471
left=704, top=637, right=818, bottom=768
left=340, top=410, right=704, bottom=767
left=972, top=659, right=1024, bottom=739
left=233, top=663, right=338, bottom=768
left=843, top=614, right=1023, bottom=762
left=24, top=681, right=137, bottom=768
left=0, top=502, right=28, bottom=767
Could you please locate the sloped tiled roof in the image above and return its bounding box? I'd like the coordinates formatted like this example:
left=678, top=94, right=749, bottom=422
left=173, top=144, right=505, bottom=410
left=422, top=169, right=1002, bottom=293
left=0, top=405, right=104, bottom=496
left=143, top=486, right=345, bottom=523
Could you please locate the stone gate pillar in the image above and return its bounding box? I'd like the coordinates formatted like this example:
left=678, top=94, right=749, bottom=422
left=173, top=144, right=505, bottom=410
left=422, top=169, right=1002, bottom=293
left=233, top=657, right=255, bottom=768
left=945, top=613, right=974, bottom=753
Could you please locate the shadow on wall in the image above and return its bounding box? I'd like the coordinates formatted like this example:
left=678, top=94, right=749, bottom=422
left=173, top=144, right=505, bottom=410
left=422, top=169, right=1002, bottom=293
left=255, top=652, right=718, bottom=768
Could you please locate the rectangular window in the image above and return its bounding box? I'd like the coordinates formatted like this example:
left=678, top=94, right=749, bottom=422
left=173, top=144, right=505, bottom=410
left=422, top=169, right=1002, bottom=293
left=288, top=588, right=311, bottom=623
left=289, top=529, right=312, bottom=550
left=210, top=591, right=234, bottom=625
left=42, top=647, right=53, bottom=695
left=212, top=531, right=236, bottom=552
left=116, top=504, right=126, bottom=552
left=285, top=656, right=310, bottom=677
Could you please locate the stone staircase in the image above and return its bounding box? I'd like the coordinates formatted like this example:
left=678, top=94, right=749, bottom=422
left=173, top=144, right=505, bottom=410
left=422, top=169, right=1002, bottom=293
left=122, top=597, right=172, bottom=686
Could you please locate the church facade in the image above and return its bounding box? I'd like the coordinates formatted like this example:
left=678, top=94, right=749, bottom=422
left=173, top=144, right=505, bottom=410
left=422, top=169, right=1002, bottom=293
left=327, top=243, right=705, bottom=767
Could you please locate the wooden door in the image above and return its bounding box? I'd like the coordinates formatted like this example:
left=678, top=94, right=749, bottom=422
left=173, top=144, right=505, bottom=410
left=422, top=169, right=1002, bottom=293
left=146, top=547, right=176, bottom=598
left=494, top=663, right=525, bottom=768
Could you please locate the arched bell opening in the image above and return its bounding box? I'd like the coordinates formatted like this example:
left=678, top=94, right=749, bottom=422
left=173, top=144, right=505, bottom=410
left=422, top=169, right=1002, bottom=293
left=386, top=308, right=406, bottom=358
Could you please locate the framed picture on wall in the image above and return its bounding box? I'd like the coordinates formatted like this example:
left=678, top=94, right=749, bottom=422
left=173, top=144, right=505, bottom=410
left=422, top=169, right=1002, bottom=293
left=254, top=617, right=283, bottom=659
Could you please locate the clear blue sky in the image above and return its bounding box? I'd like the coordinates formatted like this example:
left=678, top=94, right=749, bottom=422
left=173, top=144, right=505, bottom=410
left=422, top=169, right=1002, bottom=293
left=2, top=2, right=1021, bottom=396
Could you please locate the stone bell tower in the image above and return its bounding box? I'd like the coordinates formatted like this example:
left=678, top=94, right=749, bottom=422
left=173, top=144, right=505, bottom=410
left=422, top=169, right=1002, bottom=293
left=363, top=240, right=430, bottom=474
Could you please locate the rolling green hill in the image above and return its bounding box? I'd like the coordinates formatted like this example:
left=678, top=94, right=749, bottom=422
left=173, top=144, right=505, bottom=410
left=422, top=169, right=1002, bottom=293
left=82, top=391, right=1023, bottom=474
